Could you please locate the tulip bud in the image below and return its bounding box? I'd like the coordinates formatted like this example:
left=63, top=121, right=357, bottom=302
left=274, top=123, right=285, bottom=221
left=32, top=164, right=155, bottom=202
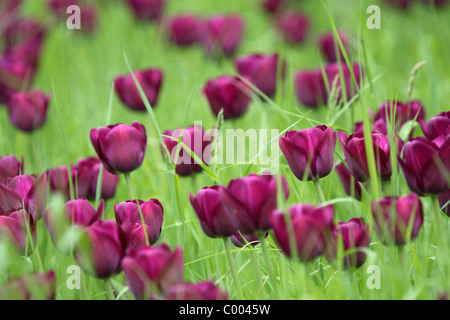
left=0, top=270, right=56, bottom=300
left=3, top=18, right=45, bottom=49
left=293, top=69, right=328, bottom=108
left=125, top=0, right=166, bottom=21
left=0, top=155, right=24, bottom=184
left=90, top=121, right=147, bottom=174
left=371, top=193, right=424, bottom=245
left=47, top=166, right=70, bottom=200
left=375, top=100, right=425, bottom=136
left=262, top=0, right=285, bottom=14
left=420, top=111, right=450, bottom=147
left=438, top=188, right=450, bottom=217
left=230, top=230, right=267, bottom=248
left=220, top=174, right=289, bottom=234
left=7, top=90, right=50, bottom=132
left=399, top=137, right=450, bottom=195
left=190, top=186, right=238, bottom=238
left=0, top=55, right=33, bottom=104
left=279, top=125, right=337, bottom=181
left=270, top=204, right=334, bottom=262
left=276, top=11, right=310, bottom=44
left=166, top=14, right=201, bottom=46
left=318, top=31, right=350, bottom=63
left=335, top=163, right=364, bottom=201
left=200, top=15, right=244, bottom=57
left=0, top=208, right=36, bottom=255
left=122, top=244, right=184, bottom=299
left=165, top=281, right=229, bottom=300
left=202, top=75, right=252, bottom=119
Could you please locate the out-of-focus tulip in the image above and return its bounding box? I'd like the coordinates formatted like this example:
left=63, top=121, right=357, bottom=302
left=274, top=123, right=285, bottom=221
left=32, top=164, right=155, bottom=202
left=420, top=111, right=450, bottom=147
left=126, top=0, right=166, bottom=21
left=202, top=75, right=252, bottom=120
left=162, top=125, right=211, bottom=177
left=220, top=174, right=289, bottom=234
left=0, top=208, right=36, bottom=254
left=200, top=15, right=244, bottom=58
left=371, top=193, right=424, bottom=245
left=234, top=53, right=285, bottom=99
left=339, top=131, right=392, bottom=182
left=90, top=121, right=147, bottom=174
left=0, top=55, right=33, bottom=104
left=276, top=11, right=310, bottom=44
left=374, top=100, right=425, bottom=135
left=190, top=186, right=238, bottom=238
left=165, top=281, right=229, bottom=300
left=262, top=0, right=285, bottom=14
left=0, top=0, right=21, bottom=19
left=270, top=204, right=334, bottom=262
left=0, top=270, right=56, bottom=300
left=335, top=163, right=364, bottom=201
left=230, top=230, right=267, bottom=248
left=76, top=220, right=126, bottom=279
left=399, top=136, right=450, bottom=195
left=47, top=166, right=70, bottom=200
left=318, top=32, right=350, bottom=63
left=438, top=188, right=450, bottom=217
left=7, top=90, right=50, bottom=132
left=3, top=18, right=45, bottom=49
left=48, top=0, right=79, bottom=16
left=279, top=125, right=337, bottom=181
left=324, top=217, right=370, bottom=268
left=114, top=68, right=163, bottom=111
left=166, top=14, right=201, bottom=46
left=0, top=155, right=24, bottom=184
left=115, top=199, right=164, bottom=248
left=122, top=244, right=184, bottom=299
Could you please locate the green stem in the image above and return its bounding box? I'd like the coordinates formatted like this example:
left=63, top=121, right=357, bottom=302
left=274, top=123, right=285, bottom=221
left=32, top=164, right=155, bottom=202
left=258, top=232, right=278, bottom=298
left=94, top=163, right=104, bottom=209
left=250, top=250, right=263, bottom=298
left=313, top=179, right=326, bottom=204
left=222, top=237, right=244, bottom=300
left=105, top=279, right=115, bottom=300
left=80, top=271, right=89, bottom=300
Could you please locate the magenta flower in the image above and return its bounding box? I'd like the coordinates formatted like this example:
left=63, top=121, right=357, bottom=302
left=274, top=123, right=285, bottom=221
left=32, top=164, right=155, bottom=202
left=374, top=100, right=425, bottom=136
left=335, top=163, right=364, bottom=201
left=90, top=121, right=147, bottom=174
left=270, top=204, right=334, bottom=262
left=318, top=31, right=350, bottom=63
left=0, top=270, right=56, bottom=300
left=0, top=208, right=36, bottom=254
left=202, top=75, right=252, bottom=119
left=190, top=186, right=238, bottom=238
left=0, top=55, right=33, bottom=104
left=166, top=14, right=201, bottom=46
left=262, top=0, right=285, bottom=14
left=420, top=111, right=450, bottom=147
left=220, top=174, right=289, bottom=234
left=122, top=244, right=184, bottom=299
left=0, top=155, right=24, bottom=184
left=280, top=125, right=337, bottom=181
left=114, top=68, right=163, bottom=111
left=399, top=137, right=450, bottom=195
left=438, top=188, right=450, bottom=217
left=200, top=15, right=244, bottom=57
left=234, top=53, right=285, bottom=99
left=230, top=230, right=267, bottom=248
left=276, top=11, right=310, bottom=44
left=165, top=281, right=229, bottom=300
left=293, top=69, right=328, bottom=108
left=371, top=193, right=424, bottom=245
left=47, top=166, right=71, bottom=200
left=7, top=90, right=50, bottom=132
left=125, top=0, right=166, bottom=21
left=3, top=18, right=45, bottom=49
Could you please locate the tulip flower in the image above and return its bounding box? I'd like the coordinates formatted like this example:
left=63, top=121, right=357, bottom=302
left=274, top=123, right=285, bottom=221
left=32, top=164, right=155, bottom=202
left=230, top=230, right=267, bottom=248
left=202, top=75, right=252, bottom=120
left=189, top=186, right=238, bottom=238
left=234, top=53, right=285, bottom=99
left=420, top=111, right=450, bottom=147
left=114, top=68, right=163, bottom=111
left=279, top=125, right=337, bottom=181
left=3, top=18, right=46, bottom=49
left=270, top=204, right=334, bottom=262
left=76, top=220, right=126, bottom=279
left=324, top=217, right=370, bottom=268
left=0, top=270, right=56, bottom=300
left=318, top=32, right=350, bottom=63
left=47, top=166, right=71, bottom=200
left=339, top=131, right=392, bottom=182
left=165, top=281, right=229, bottom=300
left=438, top=188, right=450, bottom=217
left=125, top=0, right=166, bottom=21
left=262, top=0, right=285, bottom=14
left=220, top=174, right=289, bottom=234
left=0, top=173, right=47, bottom=218
left=48, top=0, right=79, bottom=16
left=200, top=15, right=244, bottom=57
left=166, top=14, right=201, bottom=46
left=0, top=55, right=33, bottom=104
left=374, top=100, right=425, bottom=136
left=276, top=11, right=310, bottom=44
left=122, top=244, right=184, bottom=299
left=90, top=121, right=147, bottom=174
left=0, top=0, right=21, bottom=19
left=371, top=193, right=424, bottom=245
left=0, top=208, right=36, bottom=255
left=162, top=125, right=212, bottom=177
left=399, top=137, right=450, bottom=195
left=0, top=155, right=24, bottom=184
left=7, top=90, right=50, bottom=132
left=335, top=163, right=365, bottom=201
left=115, top=199, right=164, bottom=248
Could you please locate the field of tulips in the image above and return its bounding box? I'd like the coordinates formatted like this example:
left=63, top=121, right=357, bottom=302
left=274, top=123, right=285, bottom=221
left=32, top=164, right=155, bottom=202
left=0, top=0, right=449, bottom=302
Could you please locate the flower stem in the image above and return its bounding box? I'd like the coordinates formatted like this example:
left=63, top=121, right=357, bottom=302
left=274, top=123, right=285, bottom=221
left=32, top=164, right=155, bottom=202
left=313, top=178, right=326, bottom=204
left=222, top=237, right=244, bottom=300
left=105, top=279, right=115, bottom=300
left=250, top=250, right=263, bottom=298
left=257, top=232, right=278, bottom=298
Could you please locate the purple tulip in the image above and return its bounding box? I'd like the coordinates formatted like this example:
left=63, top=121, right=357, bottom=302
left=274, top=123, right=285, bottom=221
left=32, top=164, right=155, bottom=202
left=162, top=125, right=212, bottom=177
left=0, top=173, right=47, bottom=218
left=3, top=18, right=45, bottom=49
left=270, top=204, right=334, bottom=262
left=114, top=68, right=163, bottom=111
left=0, top=208, right=36, bottom=254
left=230, top=230, right=267, bottom=248
left=122, top=244, right=184, bottom=299
left=47, top=166, right=71, bottom=200
left=115, top=199, right=164, bottom=248
left=318, top=31, right=350, bottom=63
left=324, top=217, right=370, bottom=268
left=0, top=54, right=33, bottom=104
left=164, top=281, right=229, bottom=300
left=371, top=193, right=424, bottom=245
left=166, top=14, right=201, bottom=46
left=200, top=15, right=244, bottom=57
left=374, top=100, right=425, bottom=135
left=276, top=11, right=310, bottom=44
left=399, top=136, right=450, bottom=195
left=125, top=0, right=166, bottom=21
left=335, top=163, right=364, bottom=201
left=383, top=0, right=411, bottom=9
left=202, top=75, right=252, bottom=119
left=262, top=0, right=285, bottom=14
left=0, top=0, right=21, bottom=19
left=0, top=270, right=56, bottom=300
left=438, top=188, right=450, bottom=217
left=280, top=125, right=337, bottom=181
left=0, top=155, right=24, bottom=184
left=90, top=121, right=147, bottom=174
left=234, top=53, right=285, bottom=99
left=420, top=111, right=450, bottom=147
left=339, top=131, right=392, bottom=182
left=220, top=174, right=289, bottom=234
left=7, top=90, right=50, bottom=132
left=190, top=186, right=238, bottom=238
left=48, top=0, right=79, bottom=16
left=76, top=220, right=126, bottom=279
left=293, top=69, right=328, bottom=108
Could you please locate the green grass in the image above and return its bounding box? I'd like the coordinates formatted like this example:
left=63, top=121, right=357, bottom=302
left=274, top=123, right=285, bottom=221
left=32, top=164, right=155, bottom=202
left=0, top=0, right=449, bottom=300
